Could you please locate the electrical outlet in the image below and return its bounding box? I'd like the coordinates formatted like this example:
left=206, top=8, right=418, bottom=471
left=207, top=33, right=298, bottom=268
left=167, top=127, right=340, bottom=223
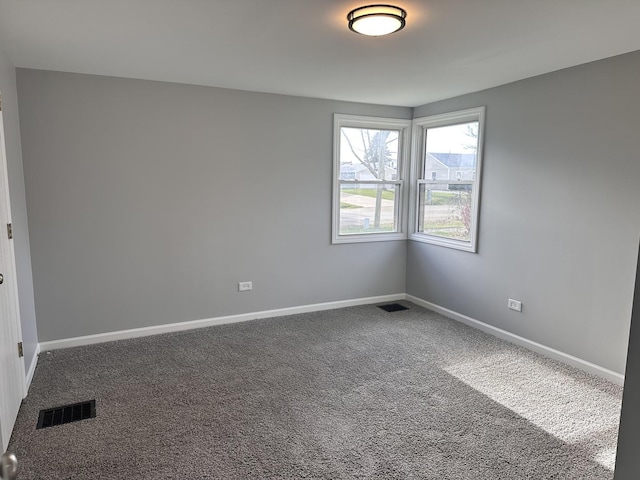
left=508, top=298, right=522, bottom=312
left=238, top=281, right=253, bottom=292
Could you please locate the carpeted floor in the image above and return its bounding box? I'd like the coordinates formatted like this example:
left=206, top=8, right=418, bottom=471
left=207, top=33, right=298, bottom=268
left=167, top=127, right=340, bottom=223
left=8, top=302, right=623, bottom=479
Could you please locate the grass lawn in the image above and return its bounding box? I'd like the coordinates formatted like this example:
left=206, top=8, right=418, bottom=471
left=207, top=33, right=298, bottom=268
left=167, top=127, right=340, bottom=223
left=426, top=191, right=459, bottom=205
left=422, top=220, right=469, bottom=241
left=342, top=188, right=395, bottom=201
left=342, top=188, right=465, bottom=206
left=340, top=224, right=395, bottom=234
left=340, top=202, right=362, bottom=209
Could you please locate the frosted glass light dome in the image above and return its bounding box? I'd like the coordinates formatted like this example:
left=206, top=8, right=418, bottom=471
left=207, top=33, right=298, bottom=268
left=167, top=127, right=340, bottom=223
left=348, top=5, right=407, bottom=36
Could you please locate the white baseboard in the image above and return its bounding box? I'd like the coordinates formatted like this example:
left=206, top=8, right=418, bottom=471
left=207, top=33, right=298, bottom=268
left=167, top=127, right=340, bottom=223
left=406, top=294, right=625, bottom=386
left=39, top=293, right=405, bottom=352
left=36, top=292, right=623, bottom=387
left=24, top=343, right=40, bottom=396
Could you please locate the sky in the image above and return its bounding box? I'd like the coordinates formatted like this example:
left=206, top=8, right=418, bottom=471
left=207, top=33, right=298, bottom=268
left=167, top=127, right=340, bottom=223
left=340, top=122, right=478, bottom=166
left=426, top=122, right=478, bottom=154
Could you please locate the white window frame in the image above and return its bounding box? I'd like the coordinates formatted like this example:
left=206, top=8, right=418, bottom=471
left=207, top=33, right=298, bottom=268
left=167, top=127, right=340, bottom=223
left=409, top=107, right=486, bottom=252
left=332, top=114, right=411, bottom=244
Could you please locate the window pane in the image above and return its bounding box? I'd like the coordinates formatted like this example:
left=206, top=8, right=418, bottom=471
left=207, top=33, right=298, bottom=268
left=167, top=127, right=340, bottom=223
left=333, top=114, right=410, bottom=244
left=424, top=122, right=478, bottom=181
left=339, top=183, right=398, bottom=235
left=418, top=183, right=473, bottom=242
left=340, top=127, right=400, bottom=181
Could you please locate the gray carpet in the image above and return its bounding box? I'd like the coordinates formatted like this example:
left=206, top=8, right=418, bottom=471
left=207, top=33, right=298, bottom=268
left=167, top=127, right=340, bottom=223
left=8, top=302, right=622, bottom=479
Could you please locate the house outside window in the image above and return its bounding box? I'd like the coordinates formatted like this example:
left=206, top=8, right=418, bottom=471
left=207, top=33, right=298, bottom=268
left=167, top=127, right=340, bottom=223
left=410, top=107, right=485, bottom=252
left=332, top=114, right=411, bottom=244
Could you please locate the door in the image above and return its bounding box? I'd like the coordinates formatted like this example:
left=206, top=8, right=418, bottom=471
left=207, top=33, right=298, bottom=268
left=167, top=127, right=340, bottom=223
left=0, top=93, right=25, bottom=452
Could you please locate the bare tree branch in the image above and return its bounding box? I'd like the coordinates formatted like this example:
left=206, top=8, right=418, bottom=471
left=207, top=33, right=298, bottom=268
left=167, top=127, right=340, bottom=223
left=341, top=131, right=379, bottom=178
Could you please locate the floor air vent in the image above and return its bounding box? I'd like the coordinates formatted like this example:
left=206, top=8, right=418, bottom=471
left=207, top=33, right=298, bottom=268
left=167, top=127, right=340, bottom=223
left=378, top=303, right=409, bottom=313
left=37, top=400, right=96, bottom=430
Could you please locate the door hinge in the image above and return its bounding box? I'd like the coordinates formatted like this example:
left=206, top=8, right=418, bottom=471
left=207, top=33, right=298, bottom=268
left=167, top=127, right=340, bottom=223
left=17, top=342, right=23, bottom=358
left=7, top=223, right=13, bottom=239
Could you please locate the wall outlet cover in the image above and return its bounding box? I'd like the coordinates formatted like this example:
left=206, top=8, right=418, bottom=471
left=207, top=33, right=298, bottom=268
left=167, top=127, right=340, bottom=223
left=508, top=299, right=523, bottom=312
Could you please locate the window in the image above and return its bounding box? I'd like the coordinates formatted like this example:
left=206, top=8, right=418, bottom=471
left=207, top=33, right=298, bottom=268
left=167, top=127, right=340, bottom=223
left=410, top=107, right=485, bottom=252
left=333, top=114, right=411, bottom=244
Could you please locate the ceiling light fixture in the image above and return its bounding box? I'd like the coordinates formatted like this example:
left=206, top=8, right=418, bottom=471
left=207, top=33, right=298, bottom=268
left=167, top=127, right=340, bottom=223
left=347, top=4, right=407, bottom=36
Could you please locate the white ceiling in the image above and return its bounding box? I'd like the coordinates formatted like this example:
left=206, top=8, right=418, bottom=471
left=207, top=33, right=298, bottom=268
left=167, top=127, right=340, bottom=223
left=1, top=0, right=639, bottom=107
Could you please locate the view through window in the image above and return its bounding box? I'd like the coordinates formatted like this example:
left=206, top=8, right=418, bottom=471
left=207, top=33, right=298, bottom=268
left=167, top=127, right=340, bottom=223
left=412, top=107, right=485, bottom=251
left=333, top=115, right=410, bottom=243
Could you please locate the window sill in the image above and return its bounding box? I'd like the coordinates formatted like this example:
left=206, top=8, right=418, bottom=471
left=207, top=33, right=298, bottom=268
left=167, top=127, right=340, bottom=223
left=409, top=232, right=477, bottom=252
left=333, top=232, right=407, bottom=244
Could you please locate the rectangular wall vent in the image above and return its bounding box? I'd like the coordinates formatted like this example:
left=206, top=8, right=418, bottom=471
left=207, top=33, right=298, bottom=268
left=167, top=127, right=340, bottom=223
left=37, top=400, right=96, bottom=430
left=377, top=303, right=409, bottom=313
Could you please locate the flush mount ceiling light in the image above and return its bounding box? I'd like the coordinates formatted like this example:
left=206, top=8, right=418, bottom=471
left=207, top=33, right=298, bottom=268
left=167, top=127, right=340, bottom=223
left=347, top=4, right=407, bottom=36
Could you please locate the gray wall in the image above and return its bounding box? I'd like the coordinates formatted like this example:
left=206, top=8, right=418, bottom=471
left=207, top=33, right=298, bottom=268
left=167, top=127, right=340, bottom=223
left=614, top=242, right=640, bottom=478
left=0, top=47, right=38, bottom=372
left=408, top=51, right=640, bottom=374
left=16, top=69, right=410, bottom=342
left=16, top=53, right=640, bottom=373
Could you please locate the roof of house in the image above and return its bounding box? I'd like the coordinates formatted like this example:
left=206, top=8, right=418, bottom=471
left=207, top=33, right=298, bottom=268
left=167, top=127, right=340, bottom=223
left=429, top=153, right=476, bottom=169
left=340, top=164, right=363, bottom=173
